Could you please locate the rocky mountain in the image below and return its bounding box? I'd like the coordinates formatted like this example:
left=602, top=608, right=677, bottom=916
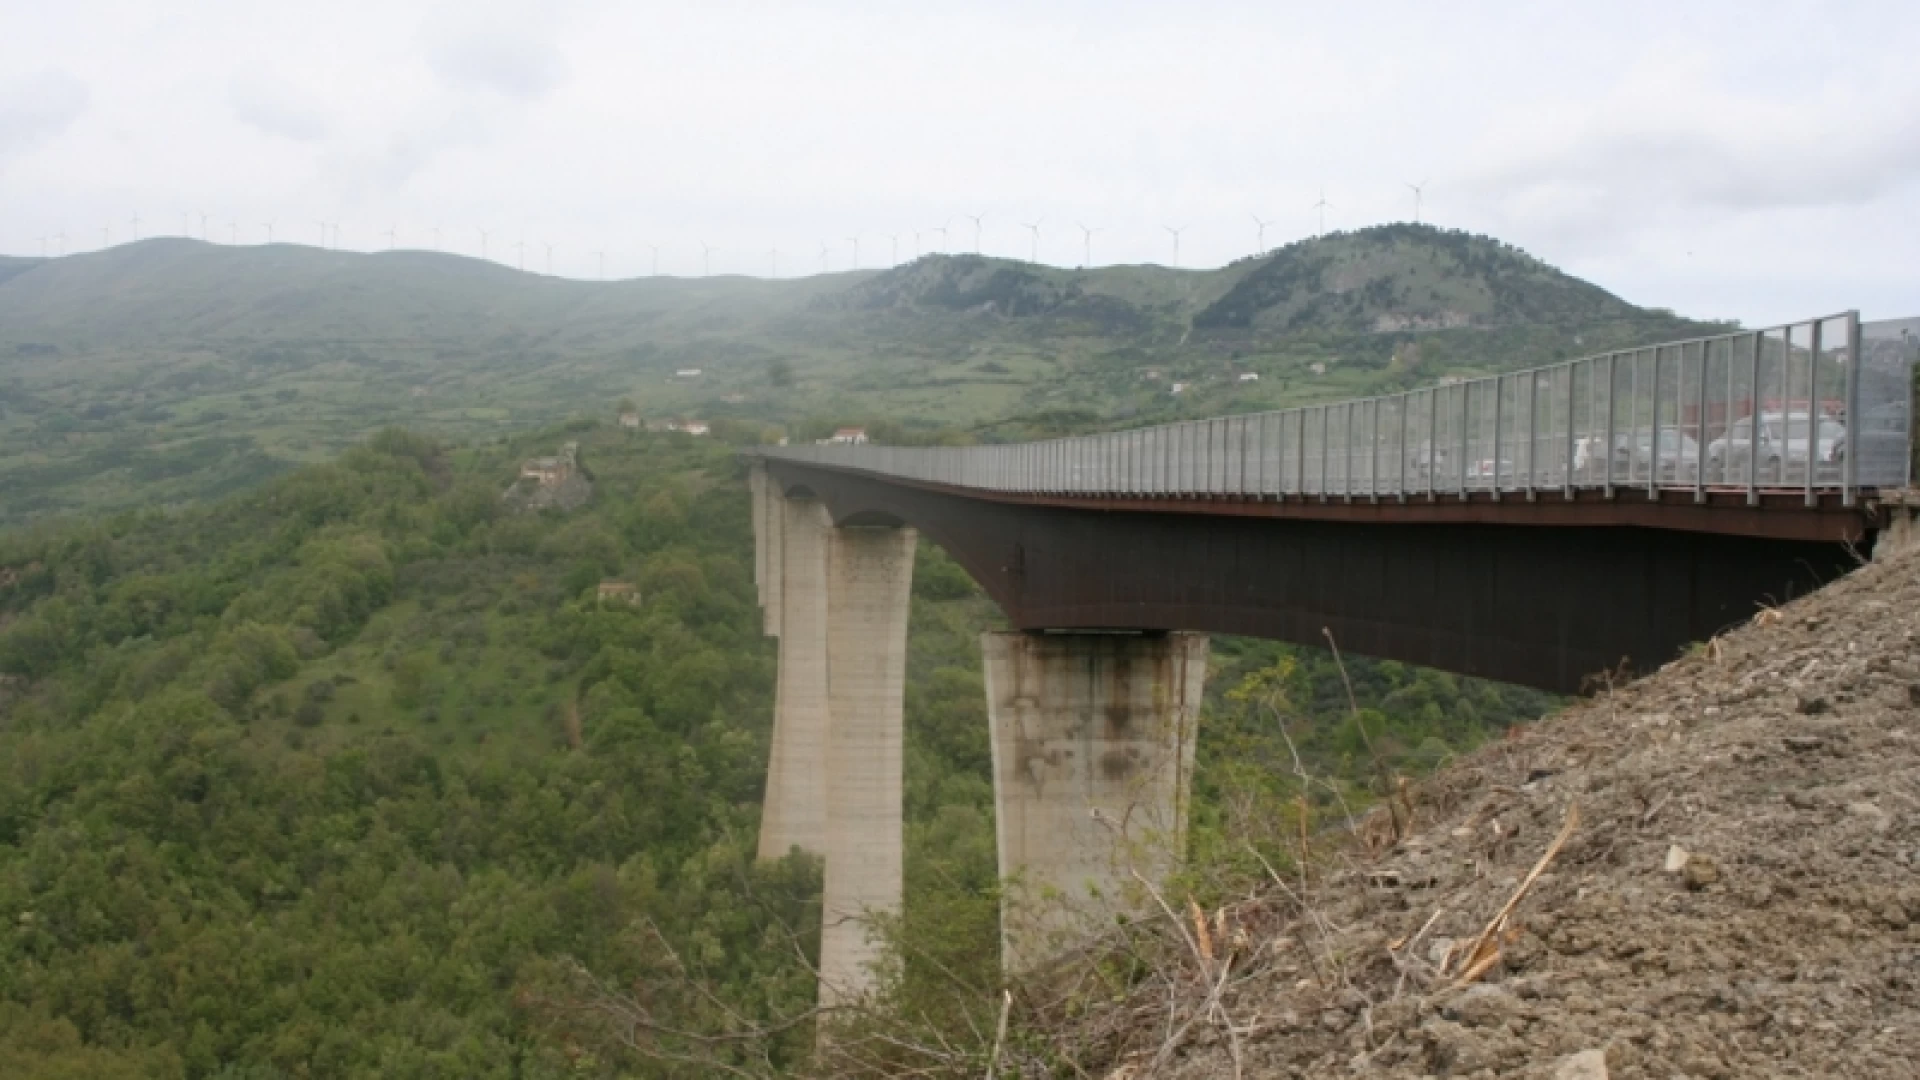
left=1195, top=223, right=1655, bottom=334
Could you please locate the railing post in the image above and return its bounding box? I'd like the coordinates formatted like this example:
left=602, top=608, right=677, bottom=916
left=1491, top=375, right=1505, bottom=499
left=1605, top=351, right=1620, bottom=495
left=1319, top=406, right=1329, bottom=500
left=1694, top=340, right=1709, bottom=503
left=1564, top=361, right=1577, bottom=497
left=1843, top=311, right=1860, bottom=507
left=1398, top=393, right=1409, bottom=502
left=1370, top=398, right=1382, bottom=500
left=1648, top=346, right=1662, bottom=499
left=1295, top=409, right=1306, bottom=496
left=1525, top=368, right=1538, bottom=499
left=1457, top=383, right=1469, bottom=499
left=1427, top=388, right=1437, bottom=500
left=1747, top=332, right=1762, bottom=505
left=1805, top=319, right=1821, bottom=507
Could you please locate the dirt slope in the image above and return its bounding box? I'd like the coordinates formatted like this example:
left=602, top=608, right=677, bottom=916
left=1153, top=542, right=1920, bottom=1079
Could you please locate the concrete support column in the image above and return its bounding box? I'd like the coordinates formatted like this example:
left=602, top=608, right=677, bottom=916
left=757, top=467, right=785, bottom=637
left=757, top=495, right=831, bottom=861
left=983, top=631, right=1209, bottom=972
left=748, top=464, right=767, bottom=611
left=818, top=525, right=917, bottom=1006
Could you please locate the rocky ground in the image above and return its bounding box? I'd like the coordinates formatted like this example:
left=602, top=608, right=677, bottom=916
left=1125, top=540, right=1919, bottom=1078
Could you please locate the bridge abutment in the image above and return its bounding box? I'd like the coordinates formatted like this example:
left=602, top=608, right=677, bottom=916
left=982, top=630, right=1208, bottom=973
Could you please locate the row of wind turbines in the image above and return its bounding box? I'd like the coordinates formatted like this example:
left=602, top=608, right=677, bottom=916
left=28, top=182, right=1434, bottom=279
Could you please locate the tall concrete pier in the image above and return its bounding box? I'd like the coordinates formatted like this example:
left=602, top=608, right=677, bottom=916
left=752, top=466, right=917, bottom=1003
left=983, top=631, right=1208, bottom=972
left=758, top=493, right=833, bottom=861
left=818, top=526, right=916, bottom=1005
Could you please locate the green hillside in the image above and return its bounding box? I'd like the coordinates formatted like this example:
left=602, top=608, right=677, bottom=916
left=0, top=423, right=1552, bottom=1076
left=1195, top=223, right=1650, bottom=332
left=0, top=228, right=1725, bottom=523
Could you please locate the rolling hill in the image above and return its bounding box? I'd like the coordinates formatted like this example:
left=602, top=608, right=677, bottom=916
left=0, top=226, right=1725, bottom=523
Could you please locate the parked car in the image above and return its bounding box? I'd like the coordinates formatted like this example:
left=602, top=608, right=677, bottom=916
left=1705, top=412, right=1844, bottom=483
left=1601, top=430, right=1700, bottom=481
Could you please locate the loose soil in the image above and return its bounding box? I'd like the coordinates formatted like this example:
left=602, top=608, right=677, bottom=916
left=1136, top=542, right=1920, bottom=1078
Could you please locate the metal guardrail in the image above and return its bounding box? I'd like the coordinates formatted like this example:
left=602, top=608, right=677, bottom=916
left=765, top=313, right=1916, bottom=507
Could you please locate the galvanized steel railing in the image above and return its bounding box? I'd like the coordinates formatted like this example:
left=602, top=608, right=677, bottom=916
left=765, top=313, right=1916, bottom=507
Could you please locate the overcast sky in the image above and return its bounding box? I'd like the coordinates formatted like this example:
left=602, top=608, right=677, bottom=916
left=1, top=0, right=1915, bottom=325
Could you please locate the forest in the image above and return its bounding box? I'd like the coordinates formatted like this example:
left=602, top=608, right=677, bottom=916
left=0, top=421, right=1553, bottom=1077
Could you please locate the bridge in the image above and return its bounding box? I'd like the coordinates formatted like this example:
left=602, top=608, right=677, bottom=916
left=745, top=311, right=1917, bottom=1008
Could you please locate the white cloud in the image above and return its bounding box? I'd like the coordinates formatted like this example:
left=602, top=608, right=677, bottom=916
left=426, top=28, right=568, bottom=99
left=228, top=72, right=331, bottom=142
left=0, top=70, right=89, bottom=166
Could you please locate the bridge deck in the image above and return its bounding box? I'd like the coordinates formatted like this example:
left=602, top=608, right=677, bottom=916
left=763, top=313, right=1915, bottom=534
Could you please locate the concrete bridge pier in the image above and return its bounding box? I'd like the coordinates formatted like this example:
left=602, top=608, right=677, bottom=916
left=751, top=467, right=917, bottom=1005
left=758, top=490, right=831, bottom=860
left=818, top=525, right=916, bottom=1005
left=983, top=631, right=1209, bottom=973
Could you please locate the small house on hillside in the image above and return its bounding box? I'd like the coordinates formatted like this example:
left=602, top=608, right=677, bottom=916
left=674, top=368, right=704, bottom=379
left=520, top=456, right=572, bottom=486
left=597, top=580, right=641, bottom=605
left=828, top=427, right=868, bottom=445
left=618, top=410, right=641, bottom=429
left=667, top=419, right=710, bottom=436
left=1237, top=372, right=1260, bottom=383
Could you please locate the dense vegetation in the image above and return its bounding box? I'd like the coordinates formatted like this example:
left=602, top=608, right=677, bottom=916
left=0, top=422, right=1554, bottom=1076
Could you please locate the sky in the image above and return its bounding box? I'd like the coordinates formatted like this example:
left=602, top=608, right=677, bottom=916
left=1, top=0, right=1916, bottom=325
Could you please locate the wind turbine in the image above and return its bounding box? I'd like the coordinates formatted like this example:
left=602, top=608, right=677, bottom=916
left=54, top=230, right=66, bottom=257
left=1076, top=222, right=1102, bottom=267
left=1020, top=218, right=1044, bottom=264
left=513, top=239, right=526, bottom=270
left=1251, top=213, right=1273, bottom=256
left=964, top=213, right=984, bottom=253
left=129, top=213, right=141, bottom=241
left=911, top=229, right=921, bottom=260
left=431, top=226, right=441, bottom=251
left=545, top=242, right=554, bottom=275
left=263, top=221, right=274, bottom=244
left=648, top=244, right=659, bottom=276
left=199, top=212, right=209, bottom=241
left=702, top=242, right=717, bottom=276
left=929, top=220, right=949, bottom=253
left=101, top=225, right=111, bottom=249
left=318, top=221, right=329, bottom=248
left=384, top=225, right=398, bottom=250
left=846, top=235, right=859, bottom=269
left=818, top=242, right=831, bottom=272
left=228, top=221, right=238, bottom=245
left=767, top=248, right=778, bottom=278
left=1405, top=179, right=1429, bottom=224
left=594, top=250, right=605, bottom=279
left=477, top=227, right=491, bottom=260
left=1163, top=224, right=1189, bottom=268
left=886, top=232, right=898, bottom=267
left=1311, top=189, right=1335, bottom=237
